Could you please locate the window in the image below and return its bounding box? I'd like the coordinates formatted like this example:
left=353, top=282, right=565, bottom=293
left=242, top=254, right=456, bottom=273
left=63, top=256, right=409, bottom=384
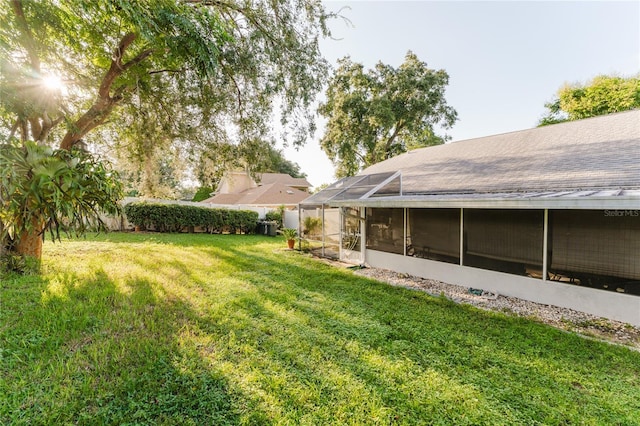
left=550, top=210, right=640, bottom=294
left=463, top=209, right=544, bottom=277
left=408, top=209, right=460, bottom=264
left=366, top=208, right=404, bottom=254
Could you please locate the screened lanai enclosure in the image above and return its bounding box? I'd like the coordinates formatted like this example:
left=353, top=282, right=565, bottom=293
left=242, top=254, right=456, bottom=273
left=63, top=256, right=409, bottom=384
left=299, top=172, right=401, bottom=262
left=300, top=110, right=640, bottom=326
left=366, top=207, right=640, bottom=292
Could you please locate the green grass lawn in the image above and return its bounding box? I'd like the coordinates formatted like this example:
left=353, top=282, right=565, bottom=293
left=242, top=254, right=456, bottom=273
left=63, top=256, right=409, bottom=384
left=1, top=233, right=639, bottom=425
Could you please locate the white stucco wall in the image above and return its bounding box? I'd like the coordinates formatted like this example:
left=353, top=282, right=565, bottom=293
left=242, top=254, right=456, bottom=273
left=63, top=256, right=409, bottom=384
left=366, top=249, right=640, bottom=327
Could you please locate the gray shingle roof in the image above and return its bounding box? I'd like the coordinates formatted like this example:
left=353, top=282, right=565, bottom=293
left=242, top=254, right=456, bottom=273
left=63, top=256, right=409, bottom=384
left=362, top=110, right=640, bottom=195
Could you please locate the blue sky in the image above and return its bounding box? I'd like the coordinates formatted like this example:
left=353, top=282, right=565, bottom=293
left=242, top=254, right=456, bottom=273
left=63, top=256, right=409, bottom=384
left=283, top=1, right=640, bottom=188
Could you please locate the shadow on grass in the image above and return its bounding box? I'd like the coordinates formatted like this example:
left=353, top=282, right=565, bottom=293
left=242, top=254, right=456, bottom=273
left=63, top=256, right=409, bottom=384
left=4, top=233, right=640, bottom=424
left=196, top=245, right=640, bottom=424
left=0, top=269, right=241, bottom=425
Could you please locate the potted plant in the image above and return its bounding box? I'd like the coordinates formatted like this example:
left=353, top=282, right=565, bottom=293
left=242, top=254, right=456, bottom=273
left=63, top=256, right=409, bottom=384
left=280, top=227, right=297, bottom=249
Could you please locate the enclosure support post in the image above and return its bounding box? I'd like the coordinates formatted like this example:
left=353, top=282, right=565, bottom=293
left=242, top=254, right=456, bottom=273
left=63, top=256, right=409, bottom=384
left=543, top=209, right=549, bottom=282
left=298, top=204, right=303, bottom=251
left=360, top=208, right=366, bottom=264
left=459, top=208, right=464, bottom=266
left=321, top=204, right=325, bottom=257
left=403, top=208, right=407, bottom=257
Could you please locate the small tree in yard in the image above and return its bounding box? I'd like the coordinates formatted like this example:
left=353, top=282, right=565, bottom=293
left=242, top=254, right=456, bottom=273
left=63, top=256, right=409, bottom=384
left=0, top=142, right=122, bottom=265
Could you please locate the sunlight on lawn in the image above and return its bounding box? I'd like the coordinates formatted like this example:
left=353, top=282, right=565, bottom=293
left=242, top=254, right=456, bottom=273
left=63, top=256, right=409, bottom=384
left=1, top=233, right=638, bottom=424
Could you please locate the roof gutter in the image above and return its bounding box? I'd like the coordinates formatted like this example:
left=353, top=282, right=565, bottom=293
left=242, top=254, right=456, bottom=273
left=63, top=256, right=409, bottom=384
left=326, top=195, right=640, bottom=210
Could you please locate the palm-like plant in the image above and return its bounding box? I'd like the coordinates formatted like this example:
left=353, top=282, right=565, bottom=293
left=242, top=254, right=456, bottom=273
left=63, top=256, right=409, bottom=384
left=279, top=228, right=297, bottom=240
left=0, top=140, right=123, bottom=261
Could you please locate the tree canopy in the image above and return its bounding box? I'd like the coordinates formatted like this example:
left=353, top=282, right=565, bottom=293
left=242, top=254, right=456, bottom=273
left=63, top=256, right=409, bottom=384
left=538, top=74, right=640, bottom=126
left=259, top=144, right=306, bottom=179
left=1, top=0, right=331, bottom=151
left=0, top=0, right=332, bottom=260
left=318, top=51, right=457, bottom=178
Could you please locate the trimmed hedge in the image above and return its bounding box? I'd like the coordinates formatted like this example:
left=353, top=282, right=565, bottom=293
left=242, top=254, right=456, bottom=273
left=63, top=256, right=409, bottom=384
left=124, top=202, right=259, bottom=234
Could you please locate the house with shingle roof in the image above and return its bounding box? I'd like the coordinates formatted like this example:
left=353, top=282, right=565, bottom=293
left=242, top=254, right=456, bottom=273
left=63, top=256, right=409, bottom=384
left=202, top=171, right=311, bottom=209
left=301, top=110, right=640, bottom=325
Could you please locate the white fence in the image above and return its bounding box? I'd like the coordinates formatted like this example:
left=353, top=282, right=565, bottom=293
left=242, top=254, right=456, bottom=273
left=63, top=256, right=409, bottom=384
left=283, top=210, right=299, bottom=229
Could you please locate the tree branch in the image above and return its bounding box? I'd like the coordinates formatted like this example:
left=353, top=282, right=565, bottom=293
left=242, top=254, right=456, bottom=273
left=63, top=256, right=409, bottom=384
left=38, top=113, right=65, bottom=143
left=19, top=120, right=28, bottom=142
left=149, top=69, right=185, bottom=75
left=220, top=59, right=243, bottom=113
left=61, top=33, right=153, bottom=150
left=184, top=0, right=279, bottom=45
left=10, top=0, right=41, bottom=73
left=99, top=32, right=137, bottom=99
left=28, top=116, right=42, bottom=141
left=8, top=119, right=20, bottom=140
left=383, top=120, right=405, bottom=152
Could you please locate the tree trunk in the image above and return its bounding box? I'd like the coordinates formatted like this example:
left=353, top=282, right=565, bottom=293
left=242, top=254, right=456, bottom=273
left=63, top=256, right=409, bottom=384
left=15, top=221, right=44, bottom=260
left=0, top=221, right=6, bottom=258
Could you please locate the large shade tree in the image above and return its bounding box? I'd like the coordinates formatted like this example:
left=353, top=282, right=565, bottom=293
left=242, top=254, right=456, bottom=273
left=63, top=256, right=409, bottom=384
left=538, top=74, right=640, bottom=126
left=0, top=0, right=331, bottom=260
left=318, top=51, right=457, bottom=178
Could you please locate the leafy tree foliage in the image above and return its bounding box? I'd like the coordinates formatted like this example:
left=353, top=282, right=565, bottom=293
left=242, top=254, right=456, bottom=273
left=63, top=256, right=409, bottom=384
left=262, top=145, right=307, bottom=179
left=318, top=51, right=457, bottom=177
left=538, top=75, right=640, bottom=126
left=192, top=186, right=214, bottom=202
left=0, top=0, right=331, bottom=259
left=1, top=0, right=330, bottom=149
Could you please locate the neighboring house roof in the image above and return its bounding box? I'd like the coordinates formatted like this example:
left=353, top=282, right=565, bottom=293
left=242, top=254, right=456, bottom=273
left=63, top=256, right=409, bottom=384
left=202, top=193, right=244, bottom=205
left=202, top=171, right=312, bottom=207
left=304, top=110, right=640, bottom=209
left=203, top=182, right=310, bottom=206
left=258, top=173, right=311, bottom=190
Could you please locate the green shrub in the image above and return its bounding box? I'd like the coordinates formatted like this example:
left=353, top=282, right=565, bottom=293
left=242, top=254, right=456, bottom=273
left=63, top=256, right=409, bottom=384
left=265, top=205, right=286, bottom=229
left=0, top=141, right=122, bottom=256
left=265, top=210, right=282, bottom=228
left=0, top=251, right=40, bottom=274
left=124, top=203, right=259, bottom=234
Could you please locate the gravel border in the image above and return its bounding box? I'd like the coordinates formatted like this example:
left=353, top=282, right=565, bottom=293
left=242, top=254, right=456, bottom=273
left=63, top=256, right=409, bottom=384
left=335, top=263, right=640, bottom=350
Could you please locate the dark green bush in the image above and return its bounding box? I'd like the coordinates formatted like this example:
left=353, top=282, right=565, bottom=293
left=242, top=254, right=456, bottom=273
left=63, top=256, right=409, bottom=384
left=264, top=211, right=281, bottom=228
left=265, top=205, right=285, bottom=229
left=124, top=203, right=259, bottom=234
